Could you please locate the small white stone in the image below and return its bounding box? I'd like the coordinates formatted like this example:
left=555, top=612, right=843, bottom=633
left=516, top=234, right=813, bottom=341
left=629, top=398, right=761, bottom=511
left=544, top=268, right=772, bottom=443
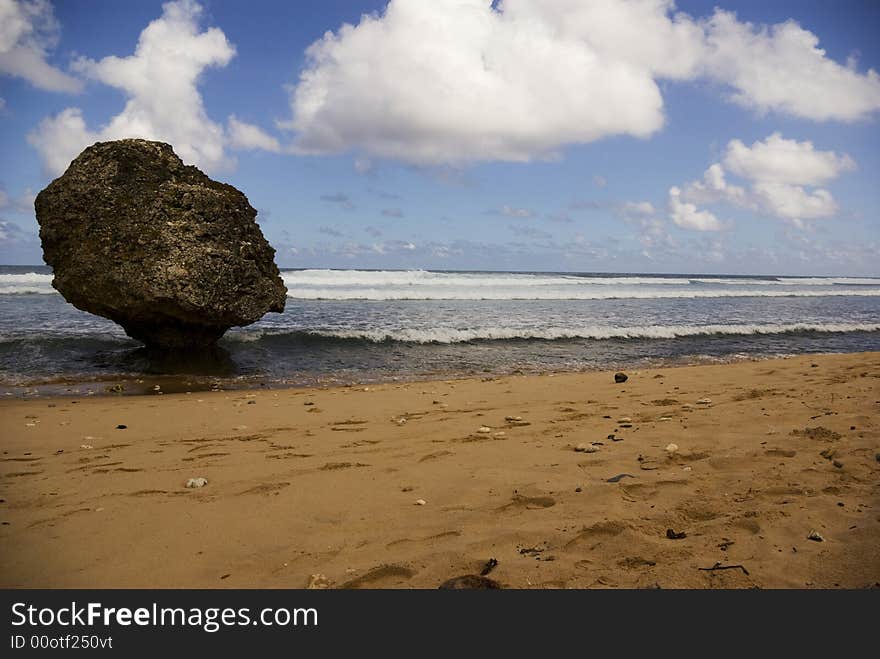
left=307, top=574, right=330, bottom=589
left=696, top=398, right=712, bottom=405
left=415, top=498, right=427, bottom=506
left=617, top=417, right=632, bottom=423
left=505, top=416, right=522, bottom=421
left=477, top=426, right=492, bottom=433
left=80, top=444, right=93, bottom=450
left=185, top=477, right=208, bottom=488
left=493, top=431, right=506, bottom=437
left=575, top=443, right=598, bottom=453
left=665, top=443, right=679, bottom=454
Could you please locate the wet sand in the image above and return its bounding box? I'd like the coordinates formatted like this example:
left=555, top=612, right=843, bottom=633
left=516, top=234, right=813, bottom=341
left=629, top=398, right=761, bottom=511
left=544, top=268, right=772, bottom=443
left=1, top=352, right=878, bottom=588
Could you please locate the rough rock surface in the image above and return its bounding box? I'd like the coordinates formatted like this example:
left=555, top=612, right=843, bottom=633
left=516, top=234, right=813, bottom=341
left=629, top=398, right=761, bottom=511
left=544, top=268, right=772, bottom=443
left=35, top=139, right=286, bottom=348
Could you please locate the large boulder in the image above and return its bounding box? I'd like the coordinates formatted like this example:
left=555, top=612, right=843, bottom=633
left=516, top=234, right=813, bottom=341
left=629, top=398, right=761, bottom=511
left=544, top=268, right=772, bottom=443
left=35, top=139, right=286, bottom=349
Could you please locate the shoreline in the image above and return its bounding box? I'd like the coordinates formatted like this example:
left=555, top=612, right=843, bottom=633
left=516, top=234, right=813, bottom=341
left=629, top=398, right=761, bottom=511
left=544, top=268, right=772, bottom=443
left=0, top=349, right=851, bottom=399
left=1, top=351, right=878, bottom=588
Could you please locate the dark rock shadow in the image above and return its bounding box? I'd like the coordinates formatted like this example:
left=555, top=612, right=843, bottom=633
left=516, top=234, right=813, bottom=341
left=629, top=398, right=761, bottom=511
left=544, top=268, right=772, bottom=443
left=99, top=344, right=237, bottom=377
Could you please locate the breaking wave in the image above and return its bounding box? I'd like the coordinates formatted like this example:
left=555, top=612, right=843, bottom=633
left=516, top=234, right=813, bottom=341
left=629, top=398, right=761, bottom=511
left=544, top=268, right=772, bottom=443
left=225, top=322, right=880, bottom=345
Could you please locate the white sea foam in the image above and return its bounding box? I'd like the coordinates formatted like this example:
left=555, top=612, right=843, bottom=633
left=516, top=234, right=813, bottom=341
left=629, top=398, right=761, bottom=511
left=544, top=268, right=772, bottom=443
left=285, top=288, right=880, bottom=300
left=0, top=273, right=55, bottom=295
left=279, top=270, right=880, bottom=300
left=224, top=323, right=880, bottom=344
left=4, top=269, right=880, bottom=299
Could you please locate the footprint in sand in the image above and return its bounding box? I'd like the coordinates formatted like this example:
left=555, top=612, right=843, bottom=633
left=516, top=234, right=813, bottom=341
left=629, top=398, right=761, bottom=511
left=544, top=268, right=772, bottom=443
left=240, top=482, right=291, bottom=496
left=319, top=462, right=369, bottom=471
left=497, top=492, right=556, bottom=511
left=339, top=565, right=416, bottom=589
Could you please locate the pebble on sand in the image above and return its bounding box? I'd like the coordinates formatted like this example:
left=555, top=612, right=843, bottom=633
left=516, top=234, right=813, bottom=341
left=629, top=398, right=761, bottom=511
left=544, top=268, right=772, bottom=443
left=575, top=443, right=598, bottom=453
left=477, top=426, right=492, bottom=434
left=807, top=530, right=824, bottom=542
left=185, top=477, right=208, bottom=488
left=415, top=499, right=427, bottom=506
left=665, top=443, right=679, bottom=454
left=614, top=372, right=628, bottom=383
left=505, top=416, right=523, bottom=421
left=696, top=398, right=712, bottom=405
left=307, top=574, right=331, bottom=589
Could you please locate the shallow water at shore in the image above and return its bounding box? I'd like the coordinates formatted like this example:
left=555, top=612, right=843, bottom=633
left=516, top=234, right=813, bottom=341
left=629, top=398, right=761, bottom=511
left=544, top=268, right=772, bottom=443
left=2, top=266, right=879, bottom=393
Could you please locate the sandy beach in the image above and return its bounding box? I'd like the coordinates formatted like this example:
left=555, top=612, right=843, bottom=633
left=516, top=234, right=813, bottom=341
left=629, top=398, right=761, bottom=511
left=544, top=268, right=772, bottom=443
left=1, top=352, right=878, bottom=589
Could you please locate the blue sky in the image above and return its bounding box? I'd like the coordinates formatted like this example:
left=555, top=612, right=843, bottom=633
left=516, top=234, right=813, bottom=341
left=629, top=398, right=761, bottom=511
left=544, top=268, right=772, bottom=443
left=1, top=0, right=879, bottom=275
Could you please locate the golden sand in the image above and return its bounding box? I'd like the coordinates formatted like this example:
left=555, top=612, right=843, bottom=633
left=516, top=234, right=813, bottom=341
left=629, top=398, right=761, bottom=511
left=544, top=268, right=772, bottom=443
left=1, top=352, right=878, bottom=588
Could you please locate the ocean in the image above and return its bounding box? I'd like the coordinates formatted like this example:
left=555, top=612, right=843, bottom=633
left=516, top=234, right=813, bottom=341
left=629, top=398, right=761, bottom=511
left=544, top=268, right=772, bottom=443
left=2, top=265, right=879, bottom=393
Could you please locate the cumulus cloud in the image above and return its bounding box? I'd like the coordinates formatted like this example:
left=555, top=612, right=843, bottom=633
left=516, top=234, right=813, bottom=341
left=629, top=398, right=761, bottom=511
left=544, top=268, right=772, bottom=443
left=0, top=0, right=81, bottom=93
left=281, top=0, right=880, bottom=166
left=675, top=133, right=855, bottom=228
left=28, top=0, right=236, bottom=176
left=703, top=10, right=880, bottom=121
left=722, top=133, right=856, bottom=186
left=668, top=186, right=724, bottom=231
left=227, top=115, right=281, bottom=152
left=681, top=162, right=753, bottom=209
left=282, top=0, right=674, bottom=164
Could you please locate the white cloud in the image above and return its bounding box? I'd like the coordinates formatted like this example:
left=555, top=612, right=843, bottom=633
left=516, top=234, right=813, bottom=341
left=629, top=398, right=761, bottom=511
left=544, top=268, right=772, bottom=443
left=227, top=115, right=281, bottom=152
left=592, top=175, right=608, bottom=188
left=0, top=0, right=81, bottom=93
left=751, top=182, right=836, bottom=226
left=722, top=132, right=856, bottom=185
left=28, top=0, right=235, bottom=176
left=281, top=0, right=880, bottom=166
left=28, top=107, right=94, bottom=176
left=282, top=0, right=674, bottom=164
left=498, top=205, right=533, bottom=218
left=668, top=186, right=723, bottom=231
left=704, top=10, right=880, bottom=122
left=682, top=162, right=752, bottom=209
left=676, top=133, right=854, bottom=228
